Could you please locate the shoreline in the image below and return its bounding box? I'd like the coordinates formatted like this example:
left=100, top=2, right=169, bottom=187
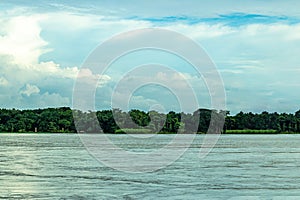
left=1, top=132, right=300, bottom=134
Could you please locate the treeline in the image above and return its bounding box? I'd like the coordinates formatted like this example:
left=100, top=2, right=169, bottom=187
left=225, top=111, right=300, bottom=133
left=0, top=107, right=75, bottom=133
left=0, top=107, right=300, bottom=133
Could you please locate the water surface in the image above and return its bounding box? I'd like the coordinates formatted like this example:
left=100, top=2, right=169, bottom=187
left=0, top=134, right=300, bottom=199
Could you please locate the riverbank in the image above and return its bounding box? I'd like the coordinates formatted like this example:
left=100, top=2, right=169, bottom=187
left=1, top=107, right=300, bottom=134
left=1, top=130, right=300, bottom=134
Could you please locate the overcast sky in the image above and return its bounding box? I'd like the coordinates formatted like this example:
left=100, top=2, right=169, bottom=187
left=1, top=0, right=300, bottom=114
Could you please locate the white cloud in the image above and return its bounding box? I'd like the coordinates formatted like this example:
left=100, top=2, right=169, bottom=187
left=77, top=68, right=111, bottom=87
left=0, top=77, right=9, bottom=86
left=0, top=15, right=49, bottom=66
left=129, top=95, right=160, bottom=110
left=40, top=11, right=152, bottom=41
left=1, top=5, right=300, bottom=113
left=38, top=92, right=70, bottom=107
left=20, top=83, right=40, bottom=96
left=35, top=61, right=79, bottom=78
left=0, top=11, right=84, bottom=77
left=94, top=20, right=300, bottom=113
left=103, top=66, right=210, bottom=112
left=0, top=11, right=84, bottom=108
left=166, top=23, right=235, bottom=39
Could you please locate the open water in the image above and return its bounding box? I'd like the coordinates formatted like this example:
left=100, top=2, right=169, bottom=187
left=0, top=134, right=300, bottom=199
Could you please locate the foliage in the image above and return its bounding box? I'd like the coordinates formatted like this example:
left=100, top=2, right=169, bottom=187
left=225, top=130, right=278, bottom=134
left=0, top=107, right=300, bottom=134
left=115, top=128, right=152, bottom=134
left=0, top=107, right=75, bottom=133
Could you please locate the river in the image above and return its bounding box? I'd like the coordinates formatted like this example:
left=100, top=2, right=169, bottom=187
left=0, top=134, right=299, bottom=199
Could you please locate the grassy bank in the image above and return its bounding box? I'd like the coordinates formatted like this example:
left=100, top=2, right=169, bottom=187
left=225, top=130, right=278, bottom=134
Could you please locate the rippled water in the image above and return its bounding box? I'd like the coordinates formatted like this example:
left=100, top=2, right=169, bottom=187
left=0, top=134, right=300, bottom=199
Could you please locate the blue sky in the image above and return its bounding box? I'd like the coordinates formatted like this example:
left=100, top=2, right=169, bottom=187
left=1, top=0, right=300, bottom=114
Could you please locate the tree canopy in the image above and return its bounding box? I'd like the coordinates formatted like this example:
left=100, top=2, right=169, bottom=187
left=0, top=107, right=300, bottom=134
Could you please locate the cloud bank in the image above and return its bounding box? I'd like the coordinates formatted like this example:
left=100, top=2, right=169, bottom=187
left=1, top=1, right=300, bottom=114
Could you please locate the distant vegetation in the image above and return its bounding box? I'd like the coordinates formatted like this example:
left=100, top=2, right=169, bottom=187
left=0, top=107, right=300, bottom=134
left=225, top=130, right=278, bottom=134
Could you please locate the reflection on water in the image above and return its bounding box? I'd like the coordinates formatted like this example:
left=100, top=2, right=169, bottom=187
left=0, top=134, right=300, bottom=199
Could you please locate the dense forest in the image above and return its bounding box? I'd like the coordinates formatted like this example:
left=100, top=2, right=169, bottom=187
left=0, top=107, right=300, bottom=133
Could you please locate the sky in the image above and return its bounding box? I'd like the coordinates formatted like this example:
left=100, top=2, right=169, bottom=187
left=1, top=0, right=300, bottom=114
